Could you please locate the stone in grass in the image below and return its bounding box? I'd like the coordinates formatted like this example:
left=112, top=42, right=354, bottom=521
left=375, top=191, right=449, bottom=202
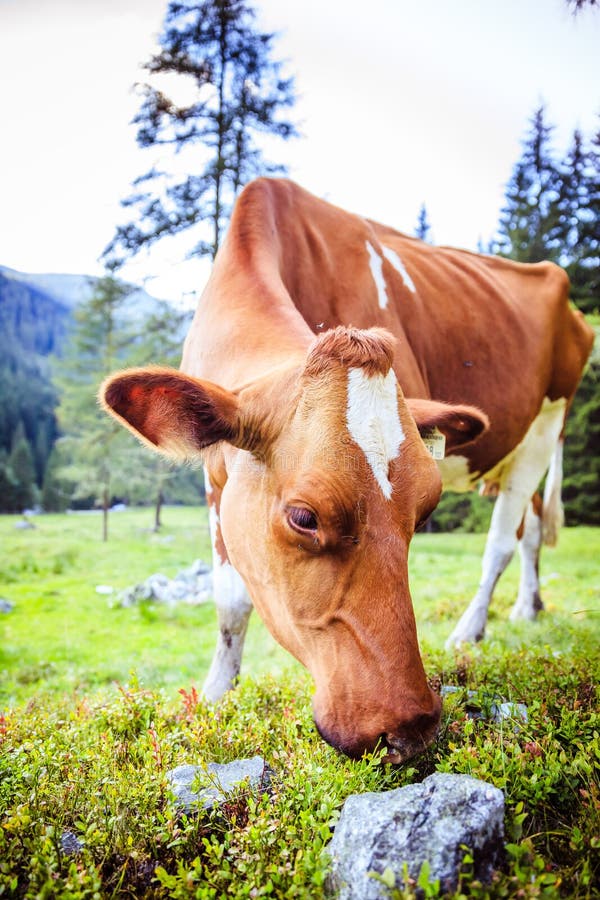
left=0, top=598, right=14, bottom=613
left=442, top=686, right=528, bottom=725
left=61, top=830, right=84, bottom=856
left=119, top=561, right=212, bottom=608
left=327, top=772, right=505, bottom=899
left=167, top=756, right=271, bottom=813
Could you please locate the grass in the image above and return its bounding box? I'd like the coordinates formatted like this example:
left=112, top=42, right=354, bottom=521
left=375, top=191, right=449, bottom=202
left=0, top=508, right=292, bottom=707
left=0, top=509, right=598, bottom=897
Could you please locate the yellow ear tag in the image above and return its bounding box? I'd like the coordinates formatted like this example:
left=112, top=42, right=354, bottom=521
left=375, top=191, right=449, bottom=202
left=422, top=427, right=446, bottom=460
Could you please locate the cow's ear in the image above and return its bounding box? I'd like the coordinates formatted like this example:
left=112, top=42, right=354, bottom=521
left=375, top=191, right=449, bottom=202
left=406, top=398, right=489, bottom=453
left=100, top=367, right=242, bottom=459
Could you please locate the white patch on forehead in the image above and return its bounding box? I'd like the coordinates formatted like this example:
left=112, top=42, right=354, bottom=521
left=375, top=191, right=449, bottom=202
left=346, top=367, right=405, bottom=499
left=381, top=245, right=417, bottom=293
left=365, top=240, right=389, bottom=309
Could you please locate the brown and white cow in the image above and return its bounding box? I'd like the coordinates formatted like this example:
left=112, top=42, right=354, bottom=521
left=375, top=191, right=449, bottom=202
left=101, top=178, right=593, bottom=763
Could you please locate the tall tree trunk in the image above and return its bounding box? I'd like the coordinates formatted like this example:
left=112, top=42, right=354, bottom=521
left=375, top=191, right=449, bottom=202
left=212, top=10, right=228, bottom=259
left=103, top=486, right=109, bottom=542
left=154, top=486, right=163, bottom=532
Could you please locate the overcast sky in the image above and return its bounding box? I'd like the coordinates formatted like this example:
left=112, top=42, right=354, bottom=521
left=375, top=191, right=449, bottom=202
left=1, top=0, right=598, bottom=303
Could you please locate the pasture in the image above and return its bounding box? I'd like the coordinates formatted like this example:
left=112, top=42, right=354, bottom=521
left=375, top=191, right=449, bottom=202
left=1, top=508, right=598, bottom=897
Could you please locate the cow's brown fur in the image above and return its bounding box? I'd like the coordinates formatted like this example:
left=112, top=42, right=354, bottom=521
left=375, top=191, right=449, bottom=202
left=101, top=179, right=593, bottom=762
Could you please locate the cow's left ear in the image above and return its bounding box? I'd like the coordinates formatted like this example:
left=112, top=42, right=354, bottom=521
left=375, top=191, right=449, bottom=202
left=100, top=366, right=244, bottom=459
left=406, top=398, right=489, bottom=453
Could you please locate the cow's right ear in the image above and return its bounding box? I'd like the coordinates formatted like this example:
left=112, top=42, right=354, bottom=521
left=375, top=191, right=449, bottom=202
left=406, top=398, right=489, bottom=452
left=99, top=367, right=243, bottom=460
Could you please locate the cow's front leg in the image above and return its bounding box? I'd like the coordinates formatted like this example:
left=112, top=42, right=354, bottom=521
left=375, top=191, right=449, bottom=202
left=203, top=469, right=253, bottom=702
left=509, top=495, right=544, bottom=622
left=203, top=562, right=253, bottom=702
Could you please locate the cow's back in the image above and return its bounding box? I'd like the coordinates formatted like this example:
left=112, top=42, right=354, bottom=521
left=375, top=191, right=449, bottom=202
left=258, top=181, right=592, bottom=476
left=185, top=178, right=593, bottom=477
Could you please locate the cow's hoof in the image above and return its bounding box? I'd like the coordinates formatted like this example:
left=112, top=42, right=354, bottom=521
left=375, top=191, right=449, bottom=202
left=508, top=602, right=538, bottom=622
left=445, top=631, right=479, bottom=650
left=445, top=610, right=487, bottom=649
left=201, top=678, right=233, bottom=704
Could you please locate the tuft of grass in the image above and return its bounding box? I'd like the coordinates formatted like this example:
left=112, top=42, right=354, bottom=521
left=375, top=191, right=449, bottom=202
left=0, top=510, right=598, bottom=897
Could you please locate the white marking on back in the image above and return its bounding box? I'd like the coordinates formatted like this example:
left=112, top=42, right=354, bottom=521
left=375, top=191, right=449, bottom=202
left=365, top=241, right=389, bottom=309
left=381, top=245, right=417, bottom=293
left=346, top=367, right=405, bottom=499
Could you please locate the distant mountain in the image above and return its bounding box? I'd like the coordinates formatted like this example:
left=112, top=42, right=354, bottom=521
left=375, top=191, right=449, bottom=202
left=0, top=264, right=166, bottom=320
left=0, top=267, right=93, bottom=309
left=0, top=264, right=173, bottom=484
left=0, top=269, right=69, bottom=361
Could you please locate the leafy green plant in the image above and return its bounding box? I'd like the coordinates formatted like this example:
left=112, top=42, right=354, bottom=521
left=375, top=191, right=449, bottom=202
left=0, top=511, right=598, bottom=897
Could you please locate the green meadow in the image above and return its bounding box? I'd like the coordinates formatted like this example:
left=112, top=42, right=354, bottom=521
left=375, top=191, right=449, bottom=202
left=1, top=509, right=598, bottom=897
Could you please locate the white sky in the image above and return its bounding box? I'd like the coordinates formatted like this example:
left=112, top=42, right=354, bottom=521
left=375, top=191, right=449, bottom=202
left=0, top=0, right=598, bottom=304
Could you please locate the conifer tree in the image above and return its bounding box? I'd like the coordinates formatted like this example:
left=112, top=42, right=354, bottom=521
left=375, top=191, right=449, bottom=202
left=562, top=329, right=600, bottom=524
left=125, top=301, right=203, bottom=529
left=41, top=444, right=71, bottom=513
left=0, top=449, right=19, bottom=513
left=105, top=0, right=297, bottom=266
left=52, top=278, right=202, bottom=533
left=9, top=427, right=37, bottom=512
left=495, top=105, right=563, bottom=262
left=415, top=203, right=432, bottom=243
left=566, top=0, right=599, bottom=11
left=561, top=124, right=600, bottom=313
left=53, top=274, right=141, bottom=540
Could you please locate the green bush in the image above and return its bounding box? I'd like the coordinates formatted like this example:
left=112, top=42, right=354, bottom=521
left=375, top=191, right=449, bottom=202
left=429, top=491, right=495, bottom=533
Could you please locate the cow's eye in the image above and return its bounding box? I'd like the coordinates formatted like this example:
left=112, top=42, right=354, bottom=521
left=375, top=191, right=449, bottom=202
left=287, top=506, right=318, bottom=534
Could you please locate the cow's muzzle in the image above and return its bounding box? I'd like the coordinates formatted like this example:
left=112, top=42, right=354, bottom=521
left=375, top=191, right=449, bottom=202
left=314, top=690, right=441, bottom=764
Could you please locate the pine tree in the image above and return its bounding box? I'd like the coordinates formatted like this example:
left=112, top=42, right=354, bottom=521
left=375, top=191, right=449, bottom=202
left=53, top=274, right=143, bottom=540
left=41, top=444, right=71, bottom=513
left=34, top=424, right=50, bottom=487
left=415, top=204, right=432, bottom=243
left=125, top=300, right=203, bottom=529
left=9, top=429, right=37, bottom=512
left=104, top=0, right=297, bottom=266
left=495, top=105, right=563, bottom=262
left=0, top=449, right=20, bottom=513
left=562, top=328, right=600, bottom=524
left=561, top=125, right=600, bottom=313
left=566, top=0, right=599, bottom=11
left=52, top=278, right=203, bottom=533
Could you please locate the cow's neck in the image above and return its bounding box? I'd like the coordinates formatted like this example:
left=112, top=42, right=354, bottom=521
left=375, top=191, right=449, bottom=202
left=181, top=248, right=313, bottom=390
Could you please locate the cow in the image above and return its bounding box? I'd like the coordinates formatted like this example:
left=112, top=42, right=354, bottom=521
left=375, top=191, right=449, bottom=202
left=101, top=178, right=593, bottom=763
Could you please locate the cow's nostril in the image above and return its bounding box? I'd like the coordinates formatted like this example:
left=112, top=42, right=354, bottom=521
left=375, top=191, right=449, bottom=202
left=383, top=701, right=442, bottom=763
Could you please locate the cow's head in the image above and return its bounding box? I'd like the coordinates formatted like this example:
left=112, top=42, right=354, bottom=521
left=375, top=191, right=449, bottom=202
left=101, top=327, right=487, bottom=762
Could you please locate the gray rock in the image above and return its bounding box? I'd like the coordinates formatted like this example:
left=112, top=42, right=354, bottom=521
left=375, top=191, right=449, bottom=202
left=0, top=598, right=14, bottom=613
left=327, top=772, right=505, bottom=898
left=167, top=755, right=271, bottom=813
left=14, top=518, right=35, bottom=529
left=118, top=561, right=213, bottom=607
left=60, top=829, right=84, bottom=856
left=491, top=702, right=528, bottom=724
left=441, top=686, right=527, bottom=727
